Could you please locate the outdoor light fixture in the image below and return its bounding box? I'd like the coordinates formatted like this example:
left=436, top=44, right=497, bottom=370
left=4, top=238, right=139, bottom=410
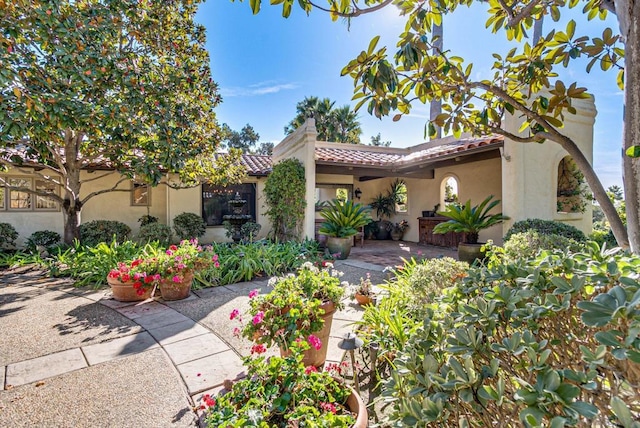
left=354, top=188, right=362, bottom=200
left=337, top=332, right=363, bottom=394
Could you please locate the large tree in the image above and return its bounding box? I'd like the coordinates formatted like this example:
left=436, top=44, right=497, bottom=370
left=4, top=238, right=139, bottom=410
left=0, top=0, right=245, bottom=244
left=285, top=96, right=362, bottom=144
left=221, top=123, right=274, bottom=155
left=242, top=0, right=638, bottom=253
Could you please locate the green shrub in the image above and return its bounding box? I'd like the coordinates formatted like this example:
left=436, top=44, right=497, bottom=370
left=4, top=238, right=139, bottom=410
left=264, top=158, right=306, bottom=242
left=383, top=244, right=640, bottom=427
left=505, top=218, right=587, bottom=242
left=499, top=230, right=584, bottom=260
left=138, top=214, right=158, bottom=226
left=172, top=212, right=206, bottom=240
left=26, top=230, right=61, bottom=253
left=79, top=220, right=131, bottom=247
left=136, top=223, right=173, bottom=246
left=0, top=222, right=18, bottom=251
left=589, top=228, right=618, bottom=248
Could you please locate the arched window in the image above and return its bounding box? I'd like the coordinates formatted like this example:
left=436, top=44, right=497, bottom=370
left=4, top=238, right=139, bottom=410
left=441, top=176, right=459, bottom=208
left=556, top=156, right=586, bottom=213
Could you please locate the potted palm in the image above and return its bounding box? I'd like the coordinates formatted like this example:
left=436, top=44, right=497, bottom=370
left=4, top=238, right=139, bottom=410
left=433, top=195, right=508, bottom=263
left=318, top=199, right=372, bottom=260
left=369, top=193, right=395, bottom=240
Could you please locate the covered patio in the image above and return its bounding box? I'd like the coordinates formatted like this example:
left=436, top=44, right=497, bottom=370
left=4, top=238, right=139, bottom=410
left=345, top=240, right=458, bottom=269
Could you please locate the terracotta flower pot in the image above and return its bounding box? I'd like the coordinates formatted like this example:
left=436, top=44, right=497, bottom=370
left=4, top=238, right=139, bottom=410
left=354, top=293, right=374, bottom=306
left=107, top=276, right=153, bottom=302
left=280, top=301, right=336, bottom=367
left=159, top=272, right=194, bottom=301
left=346, top=385, right=369, bottom=428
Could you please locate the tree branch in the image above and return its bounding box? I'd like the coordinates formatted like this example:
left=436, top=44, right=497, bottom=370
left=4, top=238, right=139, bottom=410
left=81, top=176, right=130, bottom=204
left=507, top=0, right=543, bottom=28
left=79, top=170, right=120, bottom=184
left=308, top=0, right=393, bottom=17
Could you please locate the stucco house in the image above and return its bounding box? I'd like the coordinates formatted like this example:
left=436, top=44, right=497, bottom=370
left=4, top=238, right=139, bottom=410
left=0, top=97, right=596, bottom=247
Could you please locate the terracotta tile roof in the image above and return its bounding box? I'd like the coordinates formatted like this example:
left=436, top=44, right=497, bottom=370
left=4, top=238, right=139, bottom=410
left=315, top=135, right=504, bottom=167
left=241, top=154, right=272, bottom=176
left=315, top=147, right=404, bottom=166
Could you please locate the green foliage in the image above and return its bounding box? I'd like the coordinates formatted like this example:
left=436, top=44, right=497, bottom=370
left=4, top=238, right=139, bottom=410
left=135, top=223, right=173, bottom=247
left=79, top=220, right=131, bottom=247
left=0, top=222, right=18, bottom=251
left=263, top=159, right=306, bottom=242
left=505, top=218, right=587, bottom=242
left=285, top=96, right=362, bottom=144
left=222, top=221, right=262, bottom=243
left=194, top=240, right=321, bottom=287
left=206, top=341, right=355, bottom=427
left=1, top=0, right=246, bottom=243
left=172, top=212, right=206, bottom=240
left=491, top=231, right=584, bottom=263
left=26, top=230, right=61, bottom=253
left=434, top=195, right=508, bottom=244
left=383, top=244, right=640, bottom=427
left=137, top=215, right=158, bottom=227
left=369, top=193, right=396, bottom=220
left=318, top=199, right=372, bottom=238
left=52, top=239, right=154, bottom=288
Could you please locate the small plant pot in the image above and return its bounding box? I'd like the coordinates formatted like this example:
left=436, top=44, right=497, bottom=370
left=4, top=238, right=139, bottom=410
left=345, top=385, right=368, bottom=428
left=280, top=301, right=336, bottom=367
left=457, top=243, right=486, bottom=264
left=107, top=277, right=153, bottom=302
left=159, top=272, right=194, bottom=301
left=390, top=230, right=403, bottom=241
left=354, top=293, right=374, bottom=306
left=326, top=236, right=353, bottom=260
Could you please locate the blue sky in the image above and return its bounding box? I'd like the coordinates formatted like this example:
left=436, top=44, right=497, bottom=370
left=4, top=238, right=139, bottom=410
left=196, top=1, right=623, bottom=189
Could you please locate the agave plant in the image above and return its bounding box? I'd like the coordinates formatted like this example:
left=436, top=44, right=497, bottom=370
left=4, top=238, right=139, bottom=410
left=433, top=195, right=508, bottom=244
left=318, top=199, right=372, bottom=238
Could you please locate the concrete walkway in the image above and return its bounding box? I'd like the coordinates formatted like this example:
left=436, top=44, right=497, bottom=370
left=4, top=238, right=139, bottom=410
left=0, top=258, right=392, bottom=427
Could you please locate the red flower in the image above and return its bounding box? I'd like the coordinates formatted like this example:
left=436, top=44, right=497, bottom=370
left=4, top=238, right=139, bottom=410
left=131, top=259, right=142, bottom=267
left=144, top=276, right=154, bottom=284
left=304, top=365, right=318, bottom=374
left=319, top=402, right=337, bottom=414
left=133, top=281, right=142, bottom=289
left=251, top=344, right=266, bottom=354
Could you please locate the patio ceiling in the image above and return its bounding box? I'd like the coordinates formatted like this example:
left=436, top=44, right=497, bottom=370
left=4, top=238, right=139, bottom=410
left=315, top=135, right=504, bottom=181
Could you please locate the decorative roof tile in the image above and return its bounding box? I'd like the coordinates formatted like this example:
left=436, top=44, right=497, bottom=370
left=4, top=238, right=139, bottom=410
left=241, top=154, right=272, bottom=176
left=315, top=147, right=404, bottom=166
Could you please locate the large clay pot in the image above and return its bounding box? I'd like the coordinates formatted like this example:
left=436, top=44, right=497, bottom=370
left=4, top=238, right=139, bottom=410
left=346, top=385, right=369, bottom=428
left=159, top=272, right=194, bottom=301
left=457, top=243, right=486, bottom=264
left=280, top=301, right=336, bottom=367
left=390, top=230, right=403, bottom=241
left=326, top=236, right=353, bottom=260
left=107, top=276, right=153, bottom=302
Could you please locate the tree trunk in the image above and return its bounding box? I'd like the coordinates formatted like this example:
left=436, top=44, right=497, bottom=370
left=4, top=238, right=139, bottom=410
left=430, top=24, right=443, bottom=140
left=554, top=134, right=630, bottom=249
left=621, top=3, right=640, bottom=254
left=61, top=129, right=84, bottom=245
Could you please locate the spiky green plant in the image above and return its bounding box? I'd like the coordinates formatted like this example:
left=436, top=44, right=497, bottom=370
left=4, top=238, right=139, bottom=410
left=318, top=199, right=372, bottom=238
left=433, top=195, right=508, bottom=244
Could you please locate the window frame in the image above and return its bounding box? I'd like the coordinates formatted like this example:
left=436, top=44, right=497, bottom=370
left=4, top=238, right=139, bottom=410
left=34, top=179, right=60, bottom=211
left=202, top=183, right=257, bottom=227
left=131, top=181, right=151, bottom=207
left=0, top=175, right=60, bottom=212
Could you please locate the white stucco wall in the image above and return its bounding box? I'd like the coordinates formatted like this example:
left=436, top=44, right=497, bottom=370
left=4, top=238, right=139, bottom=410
left=501, top=96, right=596, bottom=237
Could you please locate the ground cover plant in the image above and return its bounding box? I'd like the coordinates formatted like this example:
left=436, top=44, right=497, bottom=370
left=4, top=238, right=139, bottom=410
left=381, top=243, right=640, bottom=427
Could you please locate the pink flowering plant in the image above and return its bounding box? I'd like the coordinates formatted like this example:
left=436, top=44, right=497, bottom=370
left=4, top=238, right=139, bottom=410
left=205, top=340, right=356, bottom=427
left=108, top=239, right=219, bottom=295
left=231, top=262, right=346, bottom=351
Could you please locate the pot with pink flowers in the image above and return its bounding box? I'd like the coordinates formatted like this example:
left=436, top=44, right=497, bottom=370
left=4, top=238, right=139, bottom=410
left=107, top=239, right=219, bottom=302
left=230, top=262, right=346, bottom=367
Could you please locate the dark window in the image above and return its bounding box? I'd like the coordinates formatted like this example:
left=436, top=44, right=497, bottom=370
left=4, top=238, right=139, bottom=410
left=202, top=183, right=256, bottom=226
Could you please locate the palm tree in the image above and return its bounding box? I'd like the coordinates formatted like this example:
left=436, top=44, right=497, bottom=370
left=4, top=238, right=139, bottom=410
left=285, top=96, right=362, bottom=144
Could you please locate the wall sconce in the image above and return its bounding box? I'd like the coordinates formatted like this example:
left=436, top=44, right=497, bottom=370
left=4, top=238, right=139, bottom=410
left=337, top=332, right=363, bottom=394
left=354, top=188, right=362, bottom=200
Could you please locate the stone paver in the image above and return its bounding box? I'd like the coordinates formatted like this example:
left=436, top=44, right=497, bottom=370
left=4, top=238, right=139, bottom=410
left=177, top=349, right=245, bottom=394
left=329, top=318, right=358, bottom=340
left=115, top=300, right=168, bottom=319
left=223, top=280, right=272, bottom=296
left=98, top=296, right=145, bottom=309
left=147, top=319, right=210, bottom=346
left=134, top=308, right=192, bottom=330
left=163, top=333, right=229, bottom=365
left=192, top=285, right=235, bottom=299
left=82, top=332, right=160, bottom=365
left=5, top=348, right=87, bottom=387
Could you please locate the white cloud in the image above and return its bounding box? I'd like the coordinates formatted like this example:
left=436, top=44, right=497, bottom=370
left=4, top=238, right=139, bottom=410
left=221, top=82, right=298, bottom=97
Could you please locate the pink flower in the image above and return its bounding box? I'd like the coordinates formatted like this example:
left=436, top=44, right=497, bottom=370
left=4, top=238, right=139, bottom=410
left=169, top=245, right=178, bottom=251
left=212, top=254, right=219, bottom=262
left=172, top=275, right=181, bottom=283
left=214, top=261, right=220, bottom=268
left=232, top=327, right=241, bottom=337
left=248, top=289, right=259, bottom=299
left=304, top=365, right=318, bottom=374
left=308, top=334, right=322, bottom=350
left=177, top=263, right=186, bottom=269
left=166, top=249, right=173, bottom=256
left=252, top=311, right=265, bottom=325
left=251, top=344, right=266, bottom=354
left=230, top=309, right=240, bottom=320
left=319, top=402, right=337, bottom=414
left=153, top=274, right=161, bottom=281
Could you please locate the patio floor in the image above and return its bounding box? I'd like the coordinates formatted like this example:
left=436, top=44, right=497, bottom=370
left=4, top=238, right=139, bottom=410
left=347, top=239, right=458, bottom=268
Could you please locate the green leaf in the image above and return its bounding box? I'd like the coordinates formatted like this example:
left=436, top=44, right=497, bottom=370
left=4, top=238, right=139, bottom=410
left=626, top=145, right=640, bottom=158
left=610, top=396, right=634, bottom=428
left=250, top=0, right=261, bottom=14
left=569, top=401, right=598, bottom=419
